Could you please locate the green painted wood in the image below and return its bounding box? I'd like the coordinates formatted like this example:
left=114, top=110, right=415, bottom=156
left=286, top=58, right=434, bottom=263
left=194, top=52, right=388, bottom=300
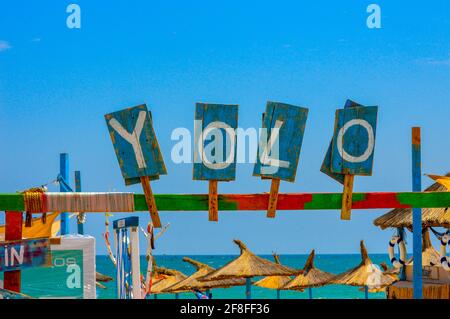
left=0, top=191, right=449, bottom=212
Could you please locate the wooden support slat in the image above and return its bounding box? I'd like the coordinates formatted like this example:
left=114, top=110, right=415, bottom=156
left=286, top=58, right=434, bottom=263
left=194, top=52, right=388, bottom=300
left=341, top=174, right=355, bottom=220
left=208, top=180, right=218, bottom=221
left=267, top=178, right=280, bottom=218
left=140, top=176, right=161, bottom=228
left=4, top=211, right=23, bottom=293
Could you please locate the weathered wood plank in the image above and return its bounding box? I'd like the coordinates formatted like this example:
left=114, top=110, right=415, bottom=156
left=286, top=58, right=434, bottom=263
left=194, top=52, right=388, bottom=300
left=105, top=104, right=167, bottom=186
left=0, top=237, right=51, bottom=272
left=253, top=101, right=308, bottom=182
left=193, top=103, right=238, bottom=181
left=331, top=105, right=378, bottom=176
left=1, top=192, right=449, bottom=212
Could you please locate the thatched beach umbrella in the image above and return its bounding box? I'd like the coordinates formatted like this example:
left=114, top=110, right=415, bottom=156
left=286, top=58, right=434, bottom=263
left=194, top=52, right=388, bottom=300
left=254, top=254, right=293, bottom=299
left=163, top=257, right=245, bottom=296
left=331, top=241, right=396, bottom=299
left=402, top=227, right=441, bottom=267
left=200, top=239, right=298, bottom=299
left=283, top=250, right=335, bottom=299
left=150, top=267, right=188, bottom=299
left=374, top=173, right=450, bottom=229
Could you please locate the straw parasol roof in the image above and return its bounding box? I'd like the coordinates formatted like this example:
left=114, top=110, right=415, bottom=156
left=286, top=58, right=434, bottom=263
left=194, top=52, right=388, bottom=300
left=163, top=257, right=246, bottom=293
left=200, top=240, right=298, bottom=281
left=331, top=241, right=396, bottom=289
left=405, top=228, right=441, bottom=266
left=254, top=254, right=294, bottom=290
left=374, top=173, right=450, bottom=230
left=283, top=250, right=335, bottom=290
left=150, top=267, right=188, bottom=294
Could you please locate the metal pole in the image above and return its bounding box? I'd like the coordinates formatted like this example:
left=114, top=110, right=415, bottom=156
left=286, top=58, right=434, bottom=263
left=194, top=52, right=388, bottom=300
left=246, top=278, right=252, bottom=299
left=75, top=170, right=84, bottom=235
left=60, top=153, right=69, bottom=235
left=412, top=127, right=423, bottom=299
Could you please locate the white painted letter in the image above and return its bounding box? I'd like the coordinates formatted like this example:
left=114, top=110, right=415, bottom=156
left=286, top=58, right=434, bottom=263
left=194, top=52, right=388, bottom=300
left=109, top=111, right=147, bottom=169
left=66, top=264, right=81, bottom=288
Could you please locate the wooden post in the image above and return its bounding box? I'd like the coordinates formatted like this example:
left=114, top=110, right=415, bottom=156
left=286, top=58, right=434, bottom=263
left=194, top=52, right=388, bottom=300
left=208, top=180, right=218, bottom=221
left=60, top=153, right=70, bottom=235
left=364, top=285, right=369, bottom=299
left=276, top=289, right=280, bottom=299
left=140, top=176, right=161, bottom=228
left=341, top=174, right=355, bottom=220
left=412, top=127, right=423, bottom=299
left=267, top=178, right=280, bottom=218
left=129, top=226, right=141, bottom=299
left=4, top=211, right=23, bottom=292
left=308, top=287, right=313, bottom=299
left=75, top=170, right=84, bottom=235
left=246, top=278, right=252, bottom=299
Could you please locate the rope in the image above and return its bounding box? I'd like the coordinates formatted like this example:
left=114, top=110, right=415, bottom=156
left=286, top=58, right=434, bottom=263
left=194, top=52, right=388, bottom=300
left=430, top=227, right=450, bottom=239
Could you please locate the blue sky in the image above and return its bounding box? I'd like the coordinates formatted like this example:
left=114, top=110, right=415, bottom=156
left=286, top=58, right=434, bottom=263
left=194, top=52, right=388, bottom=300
left=0, top=0, right=449, bottom=255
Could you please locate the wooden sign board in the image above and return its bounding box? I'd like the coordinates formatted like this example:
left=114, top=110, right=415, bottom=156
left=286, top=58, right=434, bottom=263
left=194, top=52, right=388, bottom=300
left=320, top=99, right=361, bottom=184
left=253, top=101, right=308, bottom=182
left=105, top=104, right=167, bottom=186
left=0, top=238, right=51, bottom=272
left=193, top=103, right=238, bottom=222
left=193, top=103, right=238, bottom=181
left=330, top=105, right=378, bottom=176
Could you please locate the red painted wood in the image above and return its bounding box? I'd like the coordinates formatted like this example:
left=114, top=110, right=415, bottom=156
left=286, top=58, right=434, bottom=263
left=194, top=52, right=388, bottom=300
left=4, top=211, right=23, bottom=292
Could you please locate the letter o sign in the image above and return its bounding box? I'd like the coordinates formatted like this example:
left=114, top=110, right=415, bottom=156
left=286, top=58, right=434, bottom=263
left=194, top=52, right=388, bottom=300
left=336, top=119, right=375, bottom=163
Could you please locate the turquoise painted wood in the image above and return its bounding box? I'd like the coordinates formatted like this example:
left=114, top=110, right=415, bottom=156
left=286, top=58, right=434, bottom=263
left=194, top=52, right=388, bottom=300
left=105, top=104, right=167, bottom=186
left=321, top=99, right=361, bottom=184
left=330, top=105, right=378, bottom=176
left=60, top=153, right=69, bottom=235
left=0, top=238, right=51, bottom=272
left=412, top=127, right=423, bottom=299
left=193, top=103, right=238, bottom=181
left=253, top=101, right=309, bottom=182
left=75, top=170, right=84, bottom=235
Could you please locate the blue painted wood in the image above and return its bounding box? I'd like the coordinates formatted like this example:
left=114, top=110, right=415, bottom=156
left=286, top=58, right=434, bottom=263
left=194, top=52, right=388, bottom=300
left=113, top=216, right=139, bottom=230
left=105, top=104, right=167, bottom=186
left=0, top=238, right=51, bottom=272
left=253, top=101, right=309, bottom=182
left=75, top=170, right=84, bottom=235
left=308, top=287, right=313, bottom=299
left=193, top=103, right=238, bottom=181
left=321, top=99, right=361, bottom=184
left=60, top=153, right=69, bottom=235
left=245, top=277, right=252, bottom=299
left=364, top=286, right=369, bottom=299
left=276, top=289, right=280, bottom=299
left=412, top=127, right=423, bottom=299
left=330, top=105, right=378, bottom=176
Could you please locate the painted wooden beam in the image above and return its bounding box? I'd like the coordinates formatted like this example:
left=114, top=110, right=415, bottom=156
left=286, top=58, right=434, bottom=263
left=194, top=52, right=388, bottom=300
left=411, top=127, right=423, bottom=299
left=0, top=191, right=449, bottom=212
left=4, top=212, right=23, bottom=292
